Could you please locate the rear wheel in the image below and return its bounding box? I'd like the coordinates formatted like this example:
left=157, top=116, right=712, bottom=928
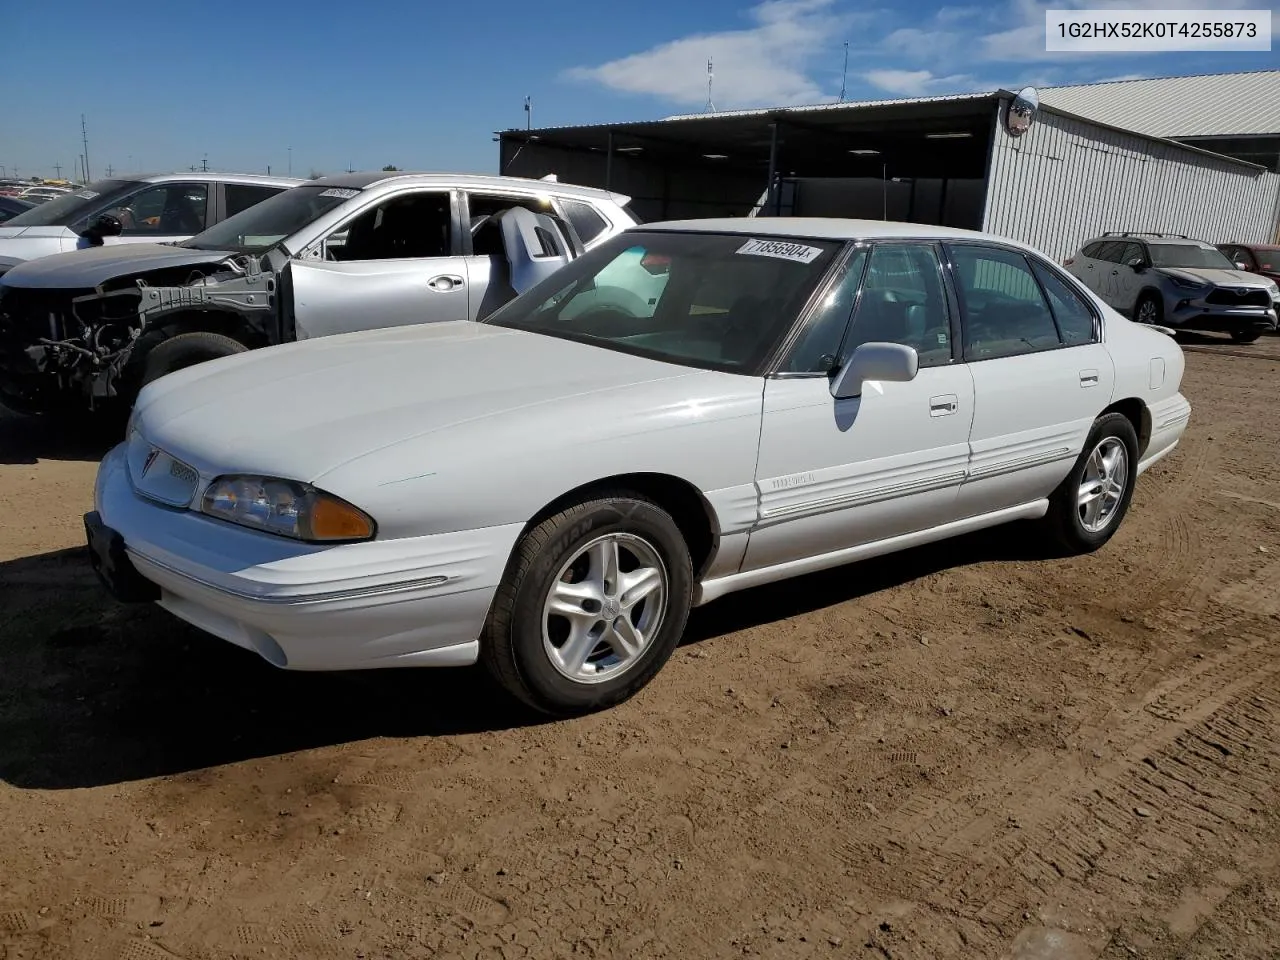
left=481, top=493, right=693, bottom=716
left=1044, top=412, right=1139, bottom=554
left=1230, top=329, right=1261, bottom=344
left=1134, top=293, right=1162, bottom=325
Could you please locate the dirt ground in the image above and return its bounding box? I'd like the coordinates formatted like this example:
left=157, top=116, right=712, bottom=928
left=2, top=343, right=1279, bottom=960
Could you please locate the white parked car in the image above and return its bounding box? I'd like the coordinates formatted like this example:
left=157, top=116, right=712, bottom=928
left=86, top=219, right=1191, bottom=715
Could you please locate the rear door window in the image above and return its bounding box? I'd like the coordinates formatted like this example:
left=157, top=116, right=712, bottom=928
left=223, top=183, right=287, bottom=219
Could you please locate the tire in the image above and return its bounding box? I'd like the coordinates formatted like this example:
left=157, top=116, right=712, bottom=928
left=1045, top=412, right=1140, bottom=554
left=1133, top=293, right=1163, bottom=325
left=481, top=492, right=694, bottom=716
left=1230, top=329, right=1261, bottom=344
left=138, top=331, right=248, bottom=391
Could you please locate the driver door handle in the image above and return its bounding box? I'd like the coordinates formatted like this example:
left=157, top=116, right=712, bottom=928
left=930, top=394, right=959, bottom=417
left=427, top=274, right=464, bottom=292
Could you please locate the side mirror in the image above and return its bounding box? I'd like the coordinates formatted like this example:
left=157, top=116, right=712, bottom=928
left=1127, top=256, right=1145, bottom=271
left=1235, top=262, right=1250, bottom=271
left=830, top=342, right=919, bottom=400
left=78, top=213, right=123, bottom=246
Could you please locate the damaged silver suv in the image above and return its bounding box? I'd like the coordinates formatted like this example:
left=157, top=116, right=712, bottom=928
left=0, top=171, right=637, bottom=415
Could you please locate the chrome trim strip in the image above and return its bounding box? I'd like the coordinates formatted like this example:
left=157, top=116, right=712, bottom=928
left=760, top=470, right=968, bottom=520
left=966, top=446, right=1074, bottom=480
left=128, top=548, right=450, bottom=605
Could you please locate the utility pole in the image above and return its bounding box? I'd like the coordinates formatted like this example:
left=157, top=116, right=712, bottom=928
left=524, top=96, right=532, bottom=131
left=80, top=114, right=91, bottom=182
left=53, top=162, right=62, bottom=178
left=201, top=153, right=208, bottom=172
left=840, top=42, right=849, bottom=102
left=105, top=164, right=114, bottom=177
left=706, top=58, right=715, bottom=112
left=79, top=155, right=85, bottom=182
left=288, top=146, right=292, bottom=175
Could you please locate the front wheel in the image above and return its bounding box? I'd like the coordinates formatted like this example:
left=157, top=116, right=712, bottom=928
left=139, top=331, right=248, bottom=390
left=1044, top=412, right=1140, bottom=554
left=481, top=493, right=693, bottom=715
left=1133, top=293, right=1162, bottom=325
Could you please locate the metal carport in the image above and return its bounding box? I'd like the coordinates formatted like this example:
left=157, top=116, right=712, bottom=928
left=496, top=90, right=1280, bottom=258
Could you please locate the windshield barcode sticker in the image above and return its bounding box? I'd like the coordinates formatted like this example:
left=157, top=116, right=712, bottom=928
left=75, top=190, right=99, bottom=199
left=736, top=238, right=823, bottom=263
left=317, top=187, right=360, bottom=199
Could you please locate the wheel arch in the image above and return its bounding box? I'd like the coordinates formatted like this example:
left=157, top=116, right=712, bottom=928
left=520, top=473, right=721, bottom=580
left=140, top=308, right=270, bottom=350
left=1102, top=397, right=1151, bottom=457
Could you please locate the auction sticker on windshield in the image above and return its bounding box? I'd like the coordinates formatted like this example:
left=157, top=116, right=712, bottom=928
left=736, top=238, right=824, bottom=263
left=318, top=188, right=360, bottom=199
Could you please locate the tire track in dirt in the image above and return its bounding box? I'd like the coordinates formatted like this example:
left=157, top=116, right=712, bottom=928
left=828, top=621, right=1279, bottom=952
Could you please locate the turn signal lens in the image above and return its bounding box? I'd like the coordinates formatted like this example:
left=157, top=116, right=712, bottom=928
left=307, top=493, right=376, bottom=541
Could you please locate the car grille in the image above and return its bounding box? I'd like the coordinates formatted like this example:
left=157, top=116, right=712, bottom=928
left=126, top=430, right=201, bottom=508
left=1205, top=287, right=1271, bottom=308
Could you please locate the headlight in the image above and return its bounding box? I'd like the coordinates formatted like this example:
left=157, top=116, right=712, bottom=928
left=201, top=475, right=376, bottom=542
left=1169, top=275, right=1204, bottom=291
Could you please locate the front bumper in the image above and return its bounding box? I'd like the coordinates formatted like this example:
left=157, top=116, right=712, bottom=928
left=90, top=442, right=524, bottom=671
left=1164, top=297, right=1278, bottom=332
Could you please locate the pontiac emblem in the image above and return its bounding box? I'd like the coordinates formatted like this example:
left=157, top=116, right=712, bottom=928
left=141, top=448, right=161, bottom=476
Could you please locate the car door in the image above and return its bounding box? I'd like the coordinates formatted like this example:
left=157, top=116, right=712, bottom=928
left=97, top=181, right=210, bottom=246
left=459, top=190, right=579, bottom=320
left=742, top=241, right=975, bottom=572
left=289, top=188, right=470, bottom=339
left=1070, top=241, right=1110, bottom=303
left=1109, top=241, right=1148, bottom=313
left=945, top=241, right=1115, bottom=518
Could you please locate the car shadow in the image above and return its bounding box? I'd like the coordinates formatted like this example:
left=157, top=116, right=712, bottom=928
left=0, top=406, right=121, bottom=464
left=0, top=523, right=1049, bottom=790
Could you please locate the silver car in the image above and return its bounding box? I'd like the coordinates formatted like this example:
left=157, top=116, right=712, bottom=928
left=1065, top=231, right=1280, bottom=343
left=0, top=172, right=638, bottom=415
left=0, top=172, right=303, bottom=274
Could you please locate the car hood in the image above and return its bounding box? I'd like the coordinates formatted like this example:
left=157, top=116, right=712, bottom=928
left=0, top=226, right=73, bottom=241
left=134, top=321, right=724, bottom=482
left=0, top=243, right=237, bottom=289
left=1162, top=266, right=1275, bottom=289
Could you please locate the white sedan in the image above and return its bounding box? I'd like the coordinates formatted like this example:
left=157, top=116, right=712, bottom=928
left=86, top=219, right=1191, bottom=715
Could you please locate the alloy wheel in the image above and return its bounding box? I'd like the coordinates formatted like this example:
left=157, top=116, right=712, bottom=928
left=1077, top=437, right=1129, bottom=533
left=542, top=533, right=669, bottom=684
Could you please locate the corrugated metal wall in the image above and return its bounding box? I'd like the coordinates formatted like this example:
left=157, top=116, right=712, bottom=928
left=983, top=101, right=1280, bottom=260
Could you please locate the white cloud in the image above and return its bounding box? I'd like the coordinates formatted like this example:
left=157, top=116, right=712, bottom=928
left=862, top=68, right=990, bottom=96
left=563, top=0, right=866, bottom=108
left=565, top=0, right=1279, bottom=111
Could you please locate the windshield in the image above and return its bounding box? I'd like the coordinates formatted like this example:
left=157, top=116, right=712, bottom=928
left=4, top=179, right=138, bottom=227
left=483, top=230, right=843, bottom=374
left=183, top=184, right=358, bottom=252
left=1149, top=242, right=1237, bottom=270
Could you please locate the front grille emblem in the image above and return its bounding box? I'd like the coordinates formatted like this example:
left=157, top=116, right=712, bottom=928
left=141, top=447, right=161, bottom=476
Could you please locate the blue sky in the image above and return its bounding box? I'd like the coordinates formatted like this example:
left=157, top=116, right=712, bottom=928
left=2, top=0, right=1275, bottom=181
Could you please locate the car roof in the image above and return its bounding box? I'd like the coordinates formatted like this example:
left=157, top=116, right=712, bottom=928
left=1086, top=235, right=1206, bottom=246
left=308, top=171, right=630, bottom=203
left=130, top=172, right=306, bottom=188
left=634, top=217, right=1006, bottom=244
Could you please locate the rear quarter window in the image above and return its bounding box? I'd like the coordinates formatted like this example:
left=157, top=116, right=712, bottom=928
left=559, top=199, right=610, bottom=244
